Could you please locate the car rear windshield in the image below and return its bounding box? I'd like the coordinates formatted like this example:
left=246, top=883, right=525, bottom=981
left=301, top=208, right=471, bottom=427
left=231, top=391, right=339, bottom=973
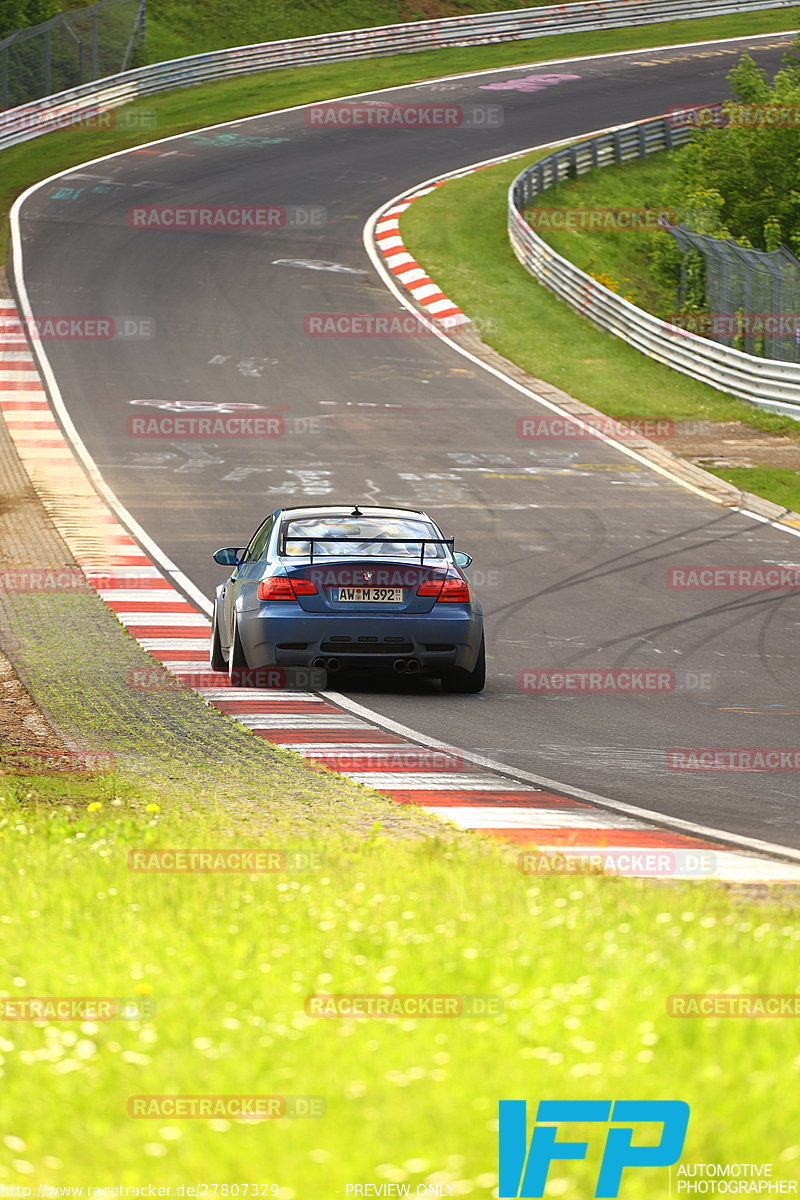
left=281, top=516, right=448, bottom=560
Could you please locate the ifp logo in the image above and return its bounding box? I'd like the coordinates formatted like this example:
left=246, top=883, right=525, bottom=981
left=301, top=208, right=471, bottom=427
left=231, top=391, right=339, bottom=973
left=499, top=1100, right=690, bottom=1197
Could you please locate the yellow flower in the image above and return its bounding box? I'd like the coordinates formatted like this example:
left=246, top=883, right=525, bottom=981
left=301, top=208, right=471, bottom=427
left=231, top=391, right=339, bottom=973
left=86, top=802, right=103, bottom=813
left=144, top=804, right=161, bottom=814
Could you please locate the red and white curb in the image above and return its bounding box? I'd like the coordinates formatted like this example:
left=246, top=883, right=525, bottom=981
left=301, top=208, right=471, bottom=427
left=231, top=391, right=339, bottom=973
left=374, top=186, right=470, bottom=328
left=372, top=162, right=499, bottom=329
left=3, top=293, right=800, bottom=883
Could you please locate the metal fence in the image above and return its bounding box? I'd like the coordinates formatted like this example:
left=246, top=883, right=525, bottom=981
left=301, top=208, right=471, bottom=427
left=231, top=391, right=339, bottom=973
left=0, top=0, right=797, bottom=151
left=0, top=0, right=146, bottom=110
left=509, top=117, right=800, bottom=416
left=661, top=219, right=800, bottom=363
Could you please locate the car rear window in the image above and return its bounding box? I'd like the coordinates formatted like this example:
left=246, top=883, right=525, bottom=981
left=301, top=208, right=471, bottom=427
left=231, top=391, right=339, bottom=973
left=281, top=516, right=447, bottom=560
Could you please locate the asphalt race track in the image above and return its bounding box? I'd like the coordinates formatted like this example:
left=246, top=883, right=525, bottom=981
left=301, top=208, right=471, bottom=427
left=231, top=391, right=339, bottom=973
left=13, top=32, right=800, bottom=848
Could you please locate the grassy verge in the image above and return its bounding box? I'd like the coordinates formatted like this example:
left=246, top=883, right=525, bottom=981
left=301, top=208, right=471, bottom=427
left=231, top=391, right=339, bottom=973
left=527, top=153, right=678, bottom=316
left=2, top=0, right=604, bottom=54
left=400, top=148, right=800, bottom=518
left=3, top=9, right=799, bottom=264
left=401, top=151, right=800, bottom=434
left=141, top=0, right=684, bottom=61
left=0, top=773, right=799, bottom=1189
left=139, top=2, right=800, bottom=60
left=0, top=585, right=453, bottom=841
left=708, top=465, right=800, bottom=510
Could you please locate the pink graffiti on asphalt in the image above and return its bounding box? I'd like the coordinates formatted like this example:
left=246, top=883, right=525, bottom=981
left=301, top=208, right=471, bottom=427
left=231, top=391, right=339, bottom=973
left=479, top=73, right=582, bottom=92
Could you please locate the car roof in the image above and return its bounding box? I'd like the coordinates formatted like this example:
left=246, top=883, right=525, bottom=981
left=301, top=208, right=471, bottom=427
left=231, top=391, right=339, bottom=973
left=278, top=505, right=430, bottom=521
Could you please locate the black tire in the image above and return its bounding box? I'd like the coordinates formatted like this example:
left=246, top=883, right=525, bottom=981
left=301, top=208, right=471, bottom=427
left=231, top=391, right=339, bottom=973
left=210, top=606, right=226, bottom=673
left=228, top=623, right=253, bottom=687
left=441, top=636, right=485, bottom=694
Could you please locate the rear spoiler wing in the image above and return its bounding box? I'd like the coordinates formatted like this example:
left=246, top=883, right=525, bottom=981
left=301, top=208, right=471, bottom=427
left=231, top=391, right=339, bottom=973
left=281, top=535, right=454, bottom=565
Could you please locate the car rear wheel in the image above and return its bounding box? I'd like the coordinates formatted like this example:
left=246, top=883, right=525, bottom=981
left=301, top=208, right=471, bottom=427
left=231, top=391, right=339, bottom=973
left=440, top=636, right=485, bottom=694
left=210, top=605, right=226, bottom=673
left=228, top=623, right=253, bottom=687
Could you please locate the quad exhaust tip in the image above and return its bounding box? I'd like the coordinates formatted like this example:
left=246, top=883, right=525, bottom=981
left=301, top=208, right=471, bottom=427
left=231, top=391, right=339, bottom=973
left=312, top=656, right=421, bottom=673
left=394, top=658, right=421, bottom=674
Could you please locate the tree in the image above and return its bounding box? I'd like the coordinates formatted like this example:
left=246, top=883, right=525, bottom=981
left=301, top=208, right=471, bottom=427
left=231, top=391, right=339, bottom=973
left=665, top=48, right=800, bottom=255
left=0, top=2, right=62, bottom=41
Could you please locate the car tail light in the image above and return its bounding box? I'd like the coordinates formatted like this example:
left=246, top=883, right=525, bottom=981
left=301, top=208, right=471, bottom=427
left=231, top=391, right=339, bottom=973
left=416, top=576, right=470, bottom=602
left=416, top=579, right=444, bottom=598
left=437, top=577, right=470, bottom=602
left=258, top=577, right=318, bottom=601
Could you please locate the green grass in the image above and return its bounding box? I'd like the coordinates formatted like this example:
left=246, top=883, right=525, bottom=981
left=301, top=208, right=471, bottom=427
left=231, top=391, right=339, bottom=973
left=407, top=140, right=800, bottom=511
left=140, top=3, right=800, bottom=62
left=141, top=0, right=650, bottom=61
left=1, top=775, right=799, bottom=1189
left=527, top=153, right=679, bottom=315
left=2, top=7, right=799, bottom=263
left=707, top=465, right=800, bottom=511
left=401, top=152, right=800, bottom=431
left=0, top=582, right=453, bottom=842
left=400, top=148, right=800, bottom=517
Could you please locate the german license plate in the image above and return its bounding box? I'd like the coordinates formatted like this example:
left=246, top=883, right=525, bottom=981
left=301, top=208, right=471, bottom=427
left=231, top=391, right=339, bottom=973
left=337, top=587, right=403, bottom=603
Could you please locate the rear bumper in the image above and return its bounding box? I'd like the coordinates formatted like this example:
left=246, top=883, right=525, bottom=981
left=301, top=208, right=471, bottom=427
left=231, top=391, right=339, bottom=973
left=237, top=606, right=482, bottom=673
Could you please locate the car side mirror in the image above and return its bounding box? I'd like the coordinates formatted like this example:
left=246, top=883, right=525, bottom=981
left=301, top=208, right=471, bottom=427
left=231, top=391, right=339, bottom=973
left=454, top=551, right=473, bottom=568
left=213, top=547, right=244, bottom=566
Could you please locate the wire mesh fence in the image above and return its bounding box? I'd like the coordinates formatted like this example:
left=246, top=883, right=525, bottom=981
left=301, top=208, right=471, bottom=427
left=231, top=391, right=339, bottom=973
left=661, top=220, right=800, bottom=364
left=0, top=0, right=146, bottom=110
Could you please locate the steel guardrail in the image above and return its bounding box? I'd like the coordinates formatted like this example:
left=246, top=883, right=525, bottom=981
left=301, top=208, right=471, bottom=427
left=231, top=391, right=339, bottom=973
left=508, top=114, right=800, bottom=415
left=0, top=0, right=796, bottom=153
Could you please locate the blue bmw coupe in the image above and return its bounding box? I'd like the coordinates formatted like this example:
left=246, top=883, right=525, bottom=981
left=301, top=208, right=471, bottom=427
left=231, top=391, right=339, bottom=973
left=210, top=504, right=485, bottom=692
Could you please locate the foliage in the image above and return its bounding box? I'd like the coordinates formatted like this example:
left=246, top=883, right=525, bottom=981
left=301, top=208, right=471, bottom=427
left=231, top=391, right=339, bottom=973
left=0, top=1, right=59, bottom=40
left=662, top=43, right=800, bottom=255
